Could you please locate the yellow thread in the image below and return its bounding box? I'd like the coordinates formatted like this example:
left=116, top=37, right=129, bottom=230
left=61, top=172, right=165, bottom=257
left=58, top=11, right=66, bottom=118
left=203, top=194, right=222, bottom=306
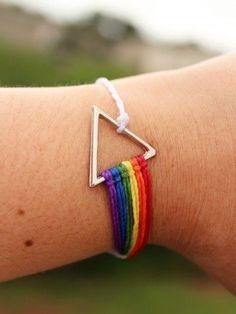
left=122, top=160, right=140, bottom=253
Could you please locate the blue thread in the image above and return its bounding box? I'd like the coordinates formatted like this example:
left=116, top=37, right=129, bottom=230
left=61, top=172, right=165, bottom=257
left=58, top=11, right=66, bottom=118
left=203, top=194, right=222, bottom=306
left=102, top=169, right=122, bottom=253
left=111, top=167, right=127, bottom=252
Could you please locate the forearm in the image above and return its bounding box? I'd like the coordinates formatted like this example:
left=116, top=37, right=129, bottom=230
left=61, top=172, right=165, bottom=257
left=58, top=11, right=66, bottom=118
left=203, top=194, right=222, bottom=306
left=0, top=54, right=235, bottom=292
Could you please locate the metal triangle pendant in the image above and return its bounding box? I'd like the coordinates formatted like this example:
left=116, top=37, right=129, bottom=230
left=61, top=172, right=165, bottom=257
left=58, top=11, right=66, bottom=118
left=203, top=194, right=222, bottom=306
left=89, top=105, right=156, bottom=187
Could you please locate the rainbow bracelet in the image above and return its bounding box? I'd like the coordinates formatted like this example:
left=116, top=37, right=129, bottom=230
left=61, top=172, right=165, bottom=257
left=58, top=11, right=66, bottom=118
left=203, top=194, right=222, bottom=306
left=102, top=155, right=152, bottom=258
left=89, top=78, right=156, bottom=258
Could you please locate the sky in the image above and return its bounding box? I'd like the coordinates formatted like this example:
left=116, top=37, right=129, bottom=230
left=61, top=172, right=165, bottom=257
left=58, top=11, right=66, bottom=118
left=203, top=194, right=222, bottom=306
left=1, top=0, right=236, bottom=51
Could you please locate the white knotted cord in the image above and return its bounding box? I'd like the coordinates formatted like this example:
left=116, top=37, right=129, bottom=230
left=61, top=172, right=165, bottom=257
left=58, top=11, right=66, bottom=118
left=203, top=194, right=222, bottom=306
left=95, top=77, right=129, bottom=133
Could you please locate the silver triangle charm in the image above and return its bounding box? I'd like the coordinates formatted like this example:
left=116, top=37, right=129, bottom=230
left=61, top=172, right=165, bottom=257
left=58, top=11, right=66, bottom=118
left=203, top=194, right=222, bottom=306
left=89, top=105, right=156, bottom=187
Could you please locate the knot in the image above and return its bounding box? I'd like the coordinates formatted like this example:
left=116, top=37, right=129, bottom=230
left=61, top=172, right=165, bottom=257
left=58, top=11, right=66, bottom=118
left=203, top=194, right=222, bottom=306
left=121, top=171, right=129, bottom=178
left=118, top=165, right=129, bottom=178
left=131, top=158, right=141, bottom=172
left=137, top=155, right=147, bottom=169
left=111, top=168, right=122, bottom=183
left=101, top=170, right=114, bottom=185
left=129, top=168, right=135, bottom=176
left=133, top=164, right=141, bottom=172
left=95, top=77, right=130, bottom=133
left=116, top=112, right=129, bottom=133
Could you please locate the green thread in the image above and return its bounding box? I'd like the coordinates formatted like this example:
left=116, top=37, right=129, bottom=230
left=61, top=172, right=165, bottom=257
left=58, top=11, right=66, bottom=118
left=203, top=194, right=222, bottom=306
left=118, top=163, right=133, bottom=254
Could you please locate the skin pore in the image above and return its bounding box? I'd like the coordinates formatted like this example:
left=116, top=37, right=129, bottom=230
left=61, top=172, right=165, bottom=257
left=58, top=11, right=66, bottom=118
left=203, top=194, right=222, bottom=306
left=0, top=53, right=235, bottom=293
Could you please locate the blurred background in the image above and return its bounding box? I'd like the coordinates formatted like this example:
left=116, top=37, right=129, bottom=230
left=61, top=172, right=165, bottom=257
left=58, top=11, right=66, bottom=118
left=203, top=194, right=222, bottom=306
left=0, top=0, right=235, bottom=313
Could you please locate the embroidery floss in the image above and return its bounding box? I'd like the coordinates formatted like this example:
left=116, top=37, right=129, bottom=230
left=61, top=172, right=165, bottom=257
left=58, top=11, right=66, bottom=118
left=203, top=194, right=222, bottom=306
left=101, top=155, right=152, bottom=258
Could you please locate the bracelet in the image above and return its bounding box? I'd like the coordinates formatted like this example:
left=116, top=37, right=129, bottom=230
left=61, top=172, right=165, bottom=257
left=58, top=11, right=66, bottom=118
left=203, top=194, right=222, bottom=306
left=89, top=78, right=156, bottom=258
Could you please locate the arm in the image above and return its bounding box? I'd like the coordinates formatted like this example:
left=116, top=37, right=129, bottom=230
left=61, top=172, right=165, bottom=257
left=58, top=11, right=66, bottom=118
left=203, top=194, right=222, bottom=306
left=0, top=53, right=235, bottom=293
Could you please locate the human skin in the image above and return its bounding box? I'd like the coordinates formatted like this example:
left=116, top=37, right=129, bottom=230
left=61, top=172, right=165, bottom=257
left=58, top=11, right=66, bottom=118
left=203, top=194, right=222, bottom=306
left=0, top=53, right=235, bottom=293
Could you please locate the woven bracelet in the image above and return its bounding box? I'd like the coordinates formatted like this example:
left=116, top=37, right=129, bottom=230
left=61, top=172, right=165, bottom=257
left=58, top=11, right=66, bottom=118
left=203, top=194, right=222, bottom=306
left=89, top=78, right=156, bottom=258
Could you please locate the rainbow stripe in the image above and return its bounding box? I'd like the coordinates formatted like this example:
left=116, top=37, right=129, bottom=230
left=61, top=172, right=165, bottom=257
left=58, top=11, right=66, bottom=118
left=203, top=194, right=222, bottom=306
left=102, top=155, right=152, bottom=258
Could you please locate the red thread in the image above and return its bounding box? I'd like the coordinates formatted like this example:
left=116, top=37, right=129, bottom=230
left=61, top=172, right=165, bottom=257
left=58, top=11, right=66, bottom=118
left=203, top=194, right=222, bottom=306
left=136, top=155, right=152, bottom=252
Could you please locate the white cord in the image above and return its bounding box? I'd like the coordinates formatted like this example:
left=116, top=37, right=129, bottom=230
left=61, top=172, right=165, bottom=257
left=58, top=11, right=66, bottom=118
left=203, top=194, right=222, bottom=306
left=95, top=77, right=129, bottom=133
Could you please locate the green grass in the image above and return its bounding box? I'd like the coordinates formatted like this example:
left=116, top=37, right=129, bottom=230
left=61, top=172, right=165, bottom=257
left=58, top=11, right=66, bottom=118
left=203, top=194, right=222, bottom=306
left=0, top=268, right=235, bottom=314
left=0, top=41, right=137, bottom=86
left=0, top=249, right=235, bottom=314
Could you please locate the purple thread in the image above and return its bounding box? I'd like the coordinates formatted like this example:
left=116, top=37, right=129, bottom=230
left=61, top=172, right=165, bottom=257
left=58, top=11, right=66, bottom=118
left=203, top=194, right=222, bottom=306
left=102, top=169, right=122, bottom=252
left=111, top=167, right=127, bottom=249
